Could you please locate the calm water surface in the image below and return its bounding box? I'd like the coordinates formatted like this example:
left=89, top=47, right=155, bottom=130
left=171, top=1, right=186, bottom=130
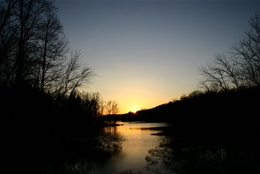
left=89, top=121, right=168, bottom=174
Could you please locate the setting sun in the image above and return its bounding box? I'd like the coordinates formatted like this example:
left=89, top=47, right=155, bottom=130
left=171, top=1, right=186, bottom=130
left=129, top=106, right=140, bottom=113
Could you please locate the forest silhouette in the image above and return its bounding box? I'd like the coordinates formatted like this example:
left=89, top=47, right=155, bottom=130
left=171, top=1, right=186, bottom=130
left=1, top=0, right=260, bottom=173
left=0, top=1, right=121, bottom=173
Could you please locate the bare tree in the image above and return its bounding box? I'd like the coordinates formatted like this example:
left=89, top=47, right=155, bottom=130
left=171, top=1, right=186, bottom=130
left=111, top=101, right=119, bottom=115
left=79, top=92, right=105, bottom=117
left=0, top=0, right=57, bottom=88
left=0, top=0, right=20, bottom=87
left=14, top=0, right=56, bottom=88
left=198, top=54, right=242, bottom=91
left=34, top=10, right=69, bottom=92
left=231, top=12, right=260, bottom=87
left=0, top=0, right=95, bottom=101
left=98, top=99, right=105, bottom=116
left=55, top=50, right=94, bottom=98
left=105, top=100, right=112, bottom=115
left=106, top=100, right=119, bottom=115
left=199, top=12, right=260, bottom=91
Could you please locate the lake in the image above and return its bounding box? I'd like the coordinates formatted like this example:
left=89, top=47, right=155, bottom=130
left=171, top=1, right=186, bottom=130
left=74, top=121, right=169, bottom=174
left=34, top=120, right=260, bottom=174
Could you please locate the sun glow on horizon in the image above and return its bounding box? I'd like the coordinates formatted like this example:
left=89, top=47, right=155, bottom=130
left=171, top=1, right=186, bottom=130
left=129, top=106, right=140, bottom=113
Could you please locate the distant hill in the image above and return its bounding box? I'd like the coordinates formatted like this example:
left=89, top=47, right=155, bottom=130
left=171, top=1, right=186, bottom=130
left=100, top=87, right=260, bottom=141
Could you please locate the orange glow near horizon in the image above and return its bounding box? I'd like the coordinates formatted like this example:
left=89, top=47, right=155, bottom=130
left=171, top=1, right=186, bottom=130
left=129, top=105, right=140, bottom=113
left=115, top=96, right=171, bottom=114
left=99, top=86, right=173, bottom=114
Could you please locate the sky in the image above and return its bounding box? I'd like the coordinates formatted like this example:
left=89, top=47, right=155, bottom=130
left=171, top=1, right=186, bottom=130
left=54, top=0, right=260, bottom=114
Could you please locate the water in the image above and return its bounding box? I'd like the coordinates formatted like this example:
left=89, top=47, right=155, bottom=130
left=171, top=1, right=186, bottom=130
left=36, top=121, right=260, bottom=174
left=89, top=121, right=168, bottom=174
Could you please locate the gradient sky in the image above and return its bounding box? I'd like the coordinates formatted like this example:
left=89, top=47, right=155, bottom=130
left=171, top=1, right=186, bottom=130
left=54, top=0, right=260, bottom=114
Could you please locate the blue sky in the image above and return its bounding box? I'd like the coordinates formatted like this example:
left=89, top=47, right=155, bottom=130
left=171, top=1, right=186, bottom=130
left=54, top=0, right=260, bottom=113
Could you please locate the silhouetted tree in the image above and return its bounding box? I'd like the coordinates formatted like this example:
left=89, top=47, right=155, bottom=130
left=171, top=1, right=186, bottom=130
left=80, top=92, right=104, bottom=117
left=0, top=0, right=93, bottom=95
left=199, top=12, right=260, bottom=91
left=0, top=0, right=18, bottom=87
left=53, top=50, right=94, bottom=98
left=0, top=0, right=58, bottom=89
left=199, top=54, right=242, bottom=91
left=34, top=9, right=69, bottom=92
left=17, top=0, right=55, bottom=88
left=105, top=100, right=119, bottom=115
left=231, top=12, right=260, bottom=87
left=0, top=2, right=124, bottom=171
left=98, top=99, right=105, bottom=116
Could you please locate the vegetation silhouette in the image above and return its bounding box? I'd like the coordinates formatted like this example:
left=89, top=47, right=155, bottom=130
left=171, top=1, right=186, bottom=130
left=143, top=11, right=260, bottom=174
left=0, top=87, right=123, bottom=173
left=146, top=135, right=260, bottom=174
left=0, top=1, right=122, bottom=173
left=1, top=0, right=260, bottom=173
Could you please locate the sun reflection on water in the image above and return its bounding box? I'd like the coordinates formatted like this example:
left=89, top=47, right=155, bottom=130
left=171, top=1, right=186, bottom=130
left=104, top=121, right=167, bottom=173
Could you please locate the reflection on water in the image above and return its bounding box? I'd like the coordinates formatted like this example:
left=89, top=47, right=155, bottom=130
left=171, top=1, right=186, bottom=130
left=34, top=121, right=260, bottom=174
left=39, top=121, right=168, bottom=174
left=101, top=121, right=168, bottom=174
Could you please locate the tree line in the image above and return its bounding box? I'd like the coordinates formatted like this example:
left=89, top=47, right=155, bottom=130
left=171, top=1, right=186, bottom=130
left=0, top=0, right=119, bottom=117
left=127, top=12, right=260, bottom=143
left=144, top=12, right=260, bottom=174
left=0, top=1, right=121, bottom=171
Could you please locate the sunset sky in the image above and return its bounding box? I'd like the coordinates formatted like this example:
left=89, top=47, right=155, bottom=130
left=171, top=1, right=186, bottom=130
left=54, top=0, right=260, bottom=114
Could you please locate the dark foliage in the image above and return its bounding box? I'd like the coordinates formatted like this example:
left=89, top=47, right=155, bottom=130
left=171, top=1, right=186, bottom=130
left=144, top=87, right=260, bottom=174
left=0, top=86, right=122, bottom=173
left=131, top=87, right=260, bottom=143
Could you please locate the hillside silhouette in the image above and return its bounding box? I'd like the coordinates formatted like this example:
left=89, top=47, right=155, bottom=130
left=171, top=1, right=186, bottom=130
left=1, top=0, right=260, bottom=173
left=103, top=86, right=260, bottom=140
